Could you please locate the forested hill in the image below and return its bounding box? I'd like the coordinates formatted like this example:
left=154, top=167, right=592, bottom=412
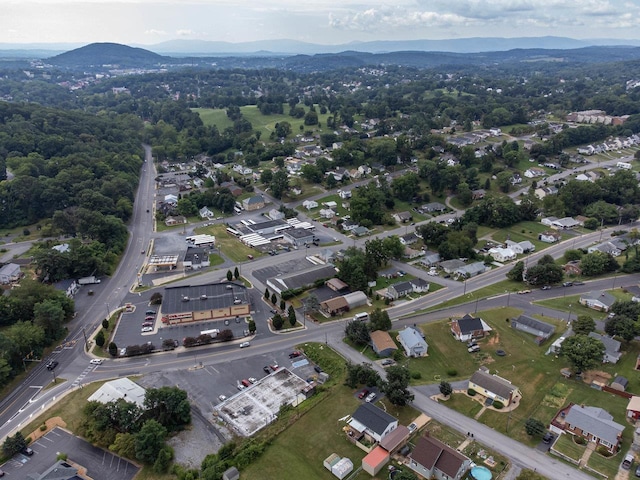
left=48, top=42, right=167, bottom=67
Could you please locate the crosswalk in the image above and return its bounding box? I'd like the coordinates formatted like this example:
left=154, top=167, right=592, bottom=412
left=71, top=364, right=97, bottom=388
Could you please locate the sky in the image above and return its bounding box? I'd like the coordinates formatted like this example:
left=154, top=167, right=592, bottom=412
left=2, top=0, right=640, bottom=46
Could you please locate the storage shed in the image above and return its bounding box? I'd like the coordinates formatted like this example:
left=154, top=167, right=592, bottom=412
left=324, top=453, right=341, bottom=471
left=362, top=446, right=390, bottom=476
left=331, top=457, right=353, bottom=479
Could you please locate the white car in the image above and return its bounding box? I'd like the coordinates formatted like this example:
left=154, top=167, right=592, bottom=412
left=89, top=358, right=103, bottom=365
left=218, top=395, right=227, bottom=402
left=365, top=392, right=377, bottom=403
left=141, top=326, right=153, bottom=332
left=248, top=377, right=257, bottom=384
left=239, top=341, right=250, bottom=348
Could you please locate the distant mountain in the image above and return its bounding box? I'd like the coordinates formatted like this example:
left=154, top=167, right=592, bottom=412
left=48, top=42, right=167, bottom=67
left=146, top=36, right=640, bottom=56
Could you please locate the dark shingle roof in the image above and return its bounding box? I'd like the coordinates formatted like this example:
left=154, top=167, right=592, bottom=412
left=469, top=369, right=518, bottom=400
left=410, top=435, right=468, bottom=478
left=351, top=403, right=397, bottom=436
left=162, top=282, right=249, bottom=314
left=457, top=314, right=483, bottom=334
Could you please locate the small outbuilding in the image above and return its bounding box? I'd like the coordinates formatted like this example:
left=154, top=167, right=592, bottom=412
left=222, top=466, right=240, bottom=480
left=362, top=446, right=390, bottom=476
left=611, top=376, right=629, bottom=392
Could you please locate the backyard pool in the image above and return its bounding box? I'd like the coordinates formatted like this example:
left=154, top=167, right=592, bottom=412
left=470, top=465, right=492, bottom=480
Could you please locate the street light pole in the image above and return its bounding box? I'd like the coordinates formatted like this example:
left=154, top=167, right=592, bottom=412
left=105, top=303, right=110, bottom=320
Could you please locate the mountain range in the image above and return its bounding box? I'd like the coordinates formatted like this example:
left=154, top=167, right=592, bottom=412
left=2, top=36, right=640, bottom=58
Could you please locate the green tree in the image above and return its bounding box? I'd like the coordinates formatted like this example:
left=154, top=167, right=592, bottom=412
left=345, top=320, right=370, bottom=345
left=144, top=386, right=191, bottom=430
left=260, top=169, right=273, bottom=185
left=369, top=308, right=391, bottom=331
left=102, top=318, right=109, bottom=329
left=383, top=366, right=414, bottom=406
left=272, top=314, right=284, bottom=330
left=135, top=419, right=167, bottom=464
left=226, top=270, right=233, bottom=282
left=233, top=267, right=239, bottom=280
left=580, top=251, right=618, bottom=276
left=248, top=319, right=256, bottom=333
left=525, top=263, right=563, bottom=286
left=507, top=261, right=525, bottom=282
left=33, top=299, right=66, bottom=342
left=270, top=170, right=290, bottom=199
left=572, top=315, right=595, bottom=335
left=279, top=299, right=286, bottom=311
left=153, top=446, right=173, bottom=474
left=95, top=330, right=105, bottom=348
left=287, top=305, right=297, bottom=327
left=271, top=293, right=277, bottom=305
left=525, top=418, right=546, bottom=437
left=108, top=342, right=118, bottom=356
left=439, top=381, right=453, bottom=397
left=2, top=431, right=26, bottom=457
left=264, top=288, right=270, bottom=300
left=109, top=432, right=136, bottom=458
left=605, top=315, right=638, bottom=342
left=560, top=334, right=605, bottom=372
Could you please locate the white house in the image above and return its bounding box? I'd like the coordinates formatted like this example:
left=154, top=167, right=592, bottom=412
left=164, top=194, right=178, bottom=205
left=539, top=231, right=561, bottom=243
left=580, top=291, right=616, bottom=312
left=398, top=326, right=428, bottom=357
left=348, top=403, right=398, bottom=443
left=551, top=217, right=581, bottom=230
left=319, top=208, right=335, bottom=219
left=488, top=247, right=517, bottom=262
left=338, top=189, right=352, bottom=199
left=302, top=200, right=318, bottom=210
left=505, top=240, right=535, bottom=254
left=524, top=167, right=545, bottom=178
left=0, top=263, right=22, bottom=284
left=199, top=206, right=215, bottom=219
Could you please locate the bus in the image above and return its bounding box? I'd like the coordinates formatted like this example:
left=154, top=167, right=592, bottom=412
left=226, top=227, right=241, bottom=236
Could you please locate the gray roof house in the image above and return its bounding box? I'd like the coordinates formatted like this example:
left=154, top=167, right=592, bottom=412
left=419, top=251, right=441, bottom=266
left=511, top=315, right=555, bottom=344
left=0, top=263, right=22, bottom=284
left=439, top=259, right=466, bottom=273
left=386, top=279, right=429, bottom=300
left=454, top=261, right=488, bottom=278
left=588, top=332, right=622, bottom=364
left=398, top=326, right=428, bottom=357
left=580, top=290, right=616, bottom=312
left=563, top=404, right=624, bottom=454
left=349, top=403, right=398, bottom=442
left=468, top=368, right=520, bottom=405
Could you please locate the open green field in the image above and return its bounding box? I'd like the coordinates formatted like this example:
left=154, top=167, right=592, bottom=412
left=484, top=220, right=560, bottom=252
left=534, top=294, right=608, bottom=321
left=196, top=224, right=260, bottom=263
left=193, top=104, right=331, bottom=139
left=418, top=279, right=524, bottom=314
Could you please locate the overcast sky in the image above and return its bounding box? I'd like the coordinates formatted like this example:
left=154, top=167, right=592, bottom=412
left=2, top=0, right=640, bottom=45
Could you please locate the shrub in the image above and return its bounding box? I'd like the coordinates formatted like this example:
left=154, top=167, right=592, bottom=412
left=411, top=371, right=422, bottom=380
left=108, top=342, right=118, bottom=356
left=102, top=319, right=109, bottom=329
left=40, top=424, right=47, bottom=432
left=575, top=436, right=586, bottom=445
left=446, top=369, right=458, bottom=376
left=150, top=293, right=163, bottom=305
left=492, top=401, right=504, bottom=409
left=596, top=445, right=613, bottom=457
left=467, top=388, right=476, bottom=396
left=95, top=330, right=105, bottom=348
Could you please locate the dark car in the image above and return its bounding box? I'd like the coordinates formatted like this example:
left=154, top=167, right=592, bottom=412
left=562, top=282, right=573, bottom=287
left=46, top=360, right=58, bottom=371
left=542, top=432, right=554, bottom=444
left=314, top=365, right=323, bottom=373
left=288, top=351, right=302, bottom=359
left=145, top=310, right=156, bottom=315
left=21, top=447, right=34, bottom=456
left=263, top=366, right=271, bottom=374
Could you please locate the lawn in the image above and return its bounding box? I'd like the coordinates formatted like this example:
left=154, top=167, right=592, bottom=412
left=197, top=224, right=259, bottom=263
left=534, top=294, right=608, bottom=321
left=552, top=433, right=584, bottom=462
left=488, top=221, right=559, bottom=253
left=418, top=279, right=525, bottom=313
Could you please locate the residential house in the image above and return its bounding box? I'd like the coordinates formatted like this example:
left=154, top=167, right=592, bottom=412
left=267, top=208, right=285, bottom=220
left=420, top=202, right=447, bottom=213
left=303, top=200, right=318, bottom=210
left=370, top=330, right=398, bottom=358
left=326, top=168, right=350, bottom=182
left=0, top=263, right=22, bottom=284
left=450, top=314, right=492, bottom=342
left=539, top=231, right=561, bottom=243
left=338, top=189, right=352, bottom=199
left=164, top=215, right=187, bottom=226
left=323, top=201, right=338, bottom=209
left=588, top=332, right=622, bottom=363
left=510, top=173, right=522, bottom=185
left=580, top=291, right=616, bottom=312
left=488, top=247, right=517, bottom=262
left=386, top=279, right=430, bottom=300
left=341, top=219, right=359, bottom=232
left=353, top=226, right=370, bottom=237
left=524, top=167, right=545, bottom=178
left=407, top=433, right=471, bottom=480
left=541, top=216, right=558, bottom=227
left=164, top=193, right=178, bottom=205
left=319, top=208, right=335, bottom=219
left=534, top=186, right=559, bottom=199
left=398, top=326, right=428, bottom=357
left=439, top=259, right=466, bottom=274
left=419, top=251, right=441, bottom=267
left=199, top=206, right=214, bottom=219
left=53, top=279, right=78, bottom=298
left=560, top=404, right=624, bottom=454
left=563, top=261, right=582, bottom=276
left=393, top=211, right=412, bottom=223
left=320, top=296, right=350, bottom=316
left=505, top=240, right=535, bottom=254
left=326, top=278, right=348, bottom=292
left=400, top=232, right=419, bottom=246
left=626, top=396, right=640, bottom=421
left=454, top=261, right=488, bottom=278
left=551, top=217, right=581, bottom=230
left=403, top=247, right=425, bottom=259
left=588, top=242, right=622, bottom=257
left=468, top=367, right=521, bottom=406
left=623, top=285, right=640, bottom=302
left=219, top=182, right=243, bottom=196
left=348, top=403, right=399, bottom=443
left=471, top=189, right=486, bottom=200
left=378, top=425, right=411, bottom=454
left=243, top=195, right=265, bottom=211
left=511, top=315, right=555, bottom=344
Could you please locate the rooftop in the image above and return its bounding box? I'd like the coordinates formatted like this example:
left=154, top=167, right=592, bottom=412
left=162, top=282, right=250, bottom=314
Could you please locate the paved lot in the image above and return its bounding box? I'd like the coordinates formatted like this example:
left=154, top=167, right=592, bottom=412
left=0, top=427, right=138, bottom=480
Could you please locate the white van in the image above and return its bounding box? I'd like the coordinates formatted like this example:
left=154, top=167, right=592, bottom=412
left=353, top=312, right=369, bottom=322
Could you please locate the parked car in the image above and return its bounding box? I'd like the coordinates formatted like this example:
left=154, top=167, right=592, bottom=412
left=241, top=379, right=251, bottom=387
left=468, top=345, right=480, bottom=353
left=218, top=395, right=227, bottom=402
left=145, top=310, right=156, bottom=315
left=21, top=447, right=34, bottom=456
left=542, top=432, right=554, bottom=444
left=263, top=366, right=271, bottom=374
left=381, top=359, right=394, bottom=366
left=288, top=351, right=302, bottom=359
left=142, top=322, right=153, bottom=327
left=46, top=360, right=58, bottom=370
left=562, top=282, right=573, bottom=287
left=313, top=365, right=322, bottom=373
left=141, top=326, right=153, bottom=332
left=237, top=384, right=246, bottom=391
left=541, top=285, right=551, bottom=290
left=408, top=422, right=418, bottom=433
left=365, top=392, right=377, bottom=403
left=635, top=464, right=640, bottom=478
left=358, top=389, right=369, bottom=399
left=573, top=281, right=585, bottom=286
left=517, top=289, right=531, bottom=294
left=248, top=377, right=257, bottom=384
left=239, top=342, right=250, bottom=348
left=89, top=358, right=103, bottom=365
left=270, top=364, right=279, bottom=371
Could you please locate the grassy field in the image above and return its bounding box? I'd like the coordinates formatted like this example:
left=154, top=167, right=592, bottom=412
left=196, top=224, right=259, bottom=263
left=193, top=104, right=331, bottom=139
left=485, top=221, right=560, bottom=253
left=418, top=279, right=525, bottom=314
left=534, top=294, right=608, bottom=321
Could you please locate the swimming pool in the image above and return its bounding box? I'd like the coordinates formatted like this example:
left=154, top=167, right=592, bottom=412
left=470, top=465, right=492, bottom=480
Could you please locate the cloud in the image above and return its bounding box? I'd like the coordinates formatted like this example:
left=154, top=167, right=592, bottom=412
left=176, top=29, right=195, bottom=36
left=144, top=29, right=167, bottom=36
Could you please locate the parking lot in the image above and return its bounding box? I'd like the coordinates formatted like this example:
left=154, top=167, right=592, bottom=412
left=0, top=427, right=138, bottom=480
left=139, top=348, right=324, bottom=436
